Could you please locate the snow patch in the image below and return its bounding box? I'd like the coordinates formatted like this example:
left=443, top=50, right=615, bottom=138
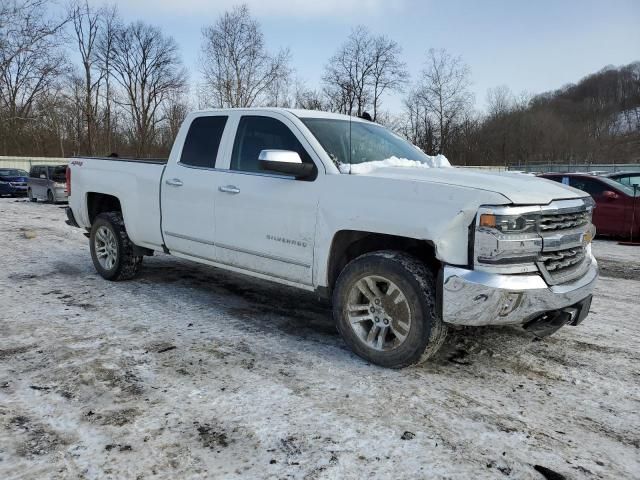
left=339, top=154, right=451, bottom=174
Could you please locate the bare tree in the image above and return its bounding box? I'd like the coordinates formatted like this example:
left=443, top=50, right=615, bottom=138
left=486, top=85, right=514, bottom=118
left=108, top=21, right=186, bottom=156
left=69, top=0, right=105, bottom=155
left=323, top=26, right=374, bottom=116
left=294, top=81, right=326, bottom=110
left=94, top=4, right=119, bottom=153
left=161, top=92, right=189, bottom=150
left=0, top=0, right=69, bottom=154
left=200, top=4, right=290, bottom=108
left=370, top=35, right=407, bottom=121
left=415, top=48, right=474, bottom=154
left=323, top=26, right=407, bottom=119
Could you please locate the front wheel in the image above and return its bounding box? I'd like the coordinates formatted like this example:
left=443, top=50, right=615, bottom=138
left=90, top=212, right=143, bottom=281
left=333, top=251, right=447, bottom=368
left=46, top=190, right=54, bottom=203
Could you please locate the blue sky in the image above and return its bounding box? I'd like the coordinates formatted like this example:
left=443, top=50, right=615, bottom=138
left=87, top=0, right=640, bottom=113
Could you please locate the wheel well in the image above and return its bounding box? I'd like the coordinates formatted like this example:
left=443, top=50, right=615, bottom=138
left=326, top=230, right=439, bottom=293
left=87, top=192, right=122, bottom=224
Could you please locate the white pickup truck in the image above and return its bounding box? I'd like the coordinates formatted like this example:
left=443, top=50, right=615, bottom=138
left=66, top=108, right=598, bottom=368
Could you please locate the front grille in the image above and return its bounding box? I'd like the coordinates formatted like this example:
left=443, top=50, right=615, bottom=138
left=540, top=247, right=585, bottom=271
left=10, top=182, right=27, bottom=187
left=537, top=203, right=593, bottom=284
left=539, top=210, right=590, bottom=231
left=538, top=246, right=589, bottom=284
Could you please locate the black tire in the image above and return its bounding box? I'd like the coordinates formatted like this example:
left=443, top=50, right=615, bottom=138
left=90, top=211, right=143, bottom=281
left=333, top=250, right=447, bottom=368
left=47, top=190, right=54, bottom=203
left=28, top=189, right=37, bottom=202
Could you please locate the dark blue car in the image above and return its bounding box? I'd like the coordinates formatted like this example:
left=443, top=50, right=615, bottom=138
left=0, top=168, right=29, bottom=196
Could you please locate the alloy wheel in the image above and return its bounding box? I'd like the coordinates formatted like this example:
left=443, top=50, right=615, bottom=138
left=345, top=275, right=412, bottom=351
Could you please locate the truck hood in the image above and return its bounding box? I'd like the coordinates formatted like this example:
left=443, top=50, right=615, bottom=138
left=362, top=167, right=588, bottom=204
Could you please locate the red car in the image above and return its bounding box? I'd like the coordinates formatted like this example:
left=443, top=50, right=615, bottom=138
left=540, top=173, right=640, bottom=238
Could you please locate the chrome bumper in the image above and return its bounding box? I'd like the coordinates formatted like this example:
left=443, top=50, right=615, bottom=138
left=441, top=255, right=598, bottom=326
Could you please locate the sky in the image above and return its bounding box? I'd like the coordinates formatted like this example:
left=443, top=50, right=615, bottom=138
left=84, top=0, right=640, bottom=114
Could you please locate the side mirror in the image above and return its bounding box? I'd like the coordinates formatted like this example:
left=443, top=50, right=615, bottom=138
left=258, top=150, right=314, bottom=179
left=603, top=190, right=619, bottom=200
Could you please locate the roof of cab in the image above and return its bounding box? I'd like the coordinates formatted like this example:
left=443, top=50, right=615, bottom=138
left=190, top=107, right=371, bottom=123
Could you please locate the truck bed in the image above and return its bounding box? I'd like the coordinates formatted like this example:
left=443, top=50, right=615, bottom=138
left=69, top=156, right=167, bottom=251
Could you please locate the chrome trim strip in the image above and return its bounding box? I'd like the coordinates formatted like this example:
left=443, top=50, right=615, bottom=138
left=217, top=242, right=311, bottom=268
left=171, top=249, right=313, bottom=287
left=164, top=231, right=216, bottom=246
left=163, top=232, right=311, bottom=268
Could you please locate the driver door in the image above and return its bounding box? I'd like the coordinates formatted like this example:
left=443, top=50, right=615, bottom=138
left=211, top=112, right=321, bottom=286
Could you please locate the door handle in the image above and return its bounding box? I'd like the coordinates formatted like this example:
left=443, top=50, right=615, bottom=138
left=165, top=178, right=183, bottom=187
left=219, top=185, right=240, bottom=194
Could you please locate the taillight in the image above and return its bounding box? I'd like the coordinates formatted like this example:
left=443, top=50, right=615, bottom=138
left=66, top=166, right=71, bottom=195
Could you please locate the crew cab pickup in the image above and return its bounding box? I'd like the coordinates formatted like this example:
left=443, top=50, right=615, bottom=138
left=66, top=108, right=598, bottom=368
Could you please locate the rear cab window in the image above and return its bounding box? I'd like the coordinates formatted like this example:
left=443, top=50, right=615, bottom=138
left=180, top=115, right=228, bottom=169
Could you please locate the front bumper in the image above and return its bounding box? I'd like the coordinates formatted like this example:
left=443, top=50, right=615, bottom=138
left=441, top=255, right=598, bottom=326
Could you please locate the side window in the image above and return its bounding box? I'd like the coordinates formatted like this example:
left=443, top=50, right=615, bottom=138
left=230, top=116, right=314, bottom=175
left=180, top=116, right=228, bottom=168
left=620, top=175, right=640, bottom=186
left=29, top=167, right=37, bottom=178
left=569, top=178, right=607, bottom=196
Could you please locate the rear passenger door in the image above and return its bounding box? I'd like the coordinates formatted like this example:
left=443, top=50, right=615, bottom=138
left=160, top=114, right=230, bottom=260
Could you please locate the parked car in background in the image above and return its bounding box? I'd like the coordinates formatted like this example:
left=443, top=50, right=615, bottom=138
left=27, top=164, right=69, bottom=203
left=541, top=173, right=640, bottom=238
left=605, top=171, right=640, bottom=188
left=0, top=168, right=29, bottom=197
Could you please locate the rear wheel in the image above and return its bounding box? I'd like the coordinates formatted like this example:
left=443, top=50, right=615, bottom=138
left=90, top=212, right=143, bottom=281
left=28, top=188, right=37, bottom=202
left=333, top=250, right=447, bottom=368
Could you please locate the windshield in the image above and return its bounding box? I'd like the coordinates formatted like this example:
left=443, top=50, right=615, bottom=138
left=0, top=169, right=28, bottom=177
left=301, top=118, right=450, bottom=173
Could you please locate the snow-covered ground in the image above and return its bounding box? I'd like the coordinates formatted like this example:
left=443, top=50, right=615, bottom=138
left=0, top=198, right=638, bottom=479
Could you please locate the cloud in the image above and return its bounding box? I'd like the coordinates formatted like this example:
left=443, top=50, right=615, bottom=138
left=100, top=0, right=406, bottom=18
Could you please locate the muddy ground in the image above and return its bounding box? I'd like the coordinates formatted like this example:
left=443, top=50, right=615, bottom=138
left=0, top=198, right=638, bottom=479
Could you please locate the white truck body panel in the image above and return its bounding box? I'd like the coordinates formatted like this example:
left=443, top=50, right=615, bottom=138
left=68, top=107, right=594, bottom=304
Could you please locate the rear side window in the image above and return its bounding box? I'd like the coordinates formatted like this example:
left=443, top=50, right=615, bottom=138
left=230, top=116, right=314, bottom=174
left=180, top=116, right=228, bottom=168
left=618, top=175, right=640, bottom=187
left=30, top=167, right=39, bottom=178
left=569, top=178, right=607, bottom=196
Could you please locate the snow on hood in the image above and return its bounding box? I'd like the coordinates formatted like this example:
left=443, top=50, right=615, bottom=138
left=339, top=154, right=451, bottom=174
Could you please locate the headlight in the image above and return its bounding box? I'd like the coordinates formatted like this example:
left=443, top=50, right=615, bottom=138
left=479, top=213, right=537, bottom=233
left=474, top=208, right=543, bottom=273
